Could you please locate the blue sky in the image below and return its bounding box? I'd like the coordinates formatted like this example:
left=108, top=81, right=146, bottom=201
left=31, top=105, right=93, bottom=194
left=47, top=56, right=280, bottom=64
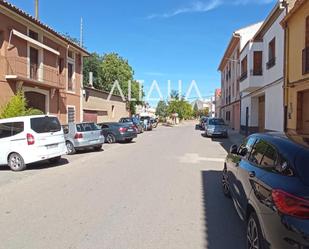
left=9, top=0, right=276, bottom=106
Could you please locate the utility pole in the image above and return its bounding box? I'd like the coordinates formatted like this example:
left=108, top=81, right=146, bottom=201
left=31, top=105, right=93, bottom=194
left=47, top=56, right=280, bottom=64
left=35, top=0, right=39, bottom=19
left=80, top=17, right=83, bottom=48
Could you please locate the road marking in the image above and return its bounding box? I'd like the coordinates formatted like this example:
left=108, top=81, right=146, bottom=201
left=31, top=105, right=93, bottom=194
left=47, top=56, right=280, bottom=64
left=179, top=153, right=225, bottom=164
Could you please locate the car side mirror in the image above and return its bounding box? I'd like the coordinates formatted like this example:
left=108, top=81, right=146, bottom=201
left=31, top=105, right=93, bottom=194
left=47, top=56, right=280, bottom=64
left=239, top=148, right=248, bottom=157
left=230, top=145, right=238, bottom=154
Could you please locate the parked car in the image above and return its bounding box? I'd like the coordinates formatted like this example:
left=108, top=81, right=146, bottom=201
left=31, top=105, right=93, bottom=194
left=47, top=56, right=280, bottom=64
left=98, top=122, right=137, bottom=144
left=204, top=118, right=228, bottom=138
left=140, top=116, right=153, bottom=131
left=119, top=117, right=144, bottom=133
left=222, top=133, right=309, bottom=249
left=0, top=115, right=67, bottom=171
left=63, top=122, right=104, bottom=155
left=150, top=117, right=159, bottom=128
left=199, top=116, right=208, bottom=130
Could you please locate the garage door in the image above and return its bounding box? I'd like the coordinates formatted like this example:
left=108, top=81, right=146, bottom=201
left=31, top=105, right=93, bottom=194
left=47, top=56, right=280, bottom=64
left=83, top=110, right=98, bottom=123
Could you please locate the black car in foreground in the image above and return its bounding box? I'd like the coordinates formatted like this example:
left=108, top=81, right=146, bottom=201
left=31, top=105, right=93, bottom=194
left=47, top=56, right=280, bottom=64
left=222, top=133, right=309, bottom=249
left=98, top=122, right=137, bottom=143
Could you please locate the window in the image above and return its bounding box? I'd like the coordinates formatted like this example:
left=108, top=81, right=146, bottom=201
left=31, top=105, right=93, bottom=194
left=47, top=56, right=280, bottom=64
left=30, top=47, right=39, bottom=80
left=303, top=17, right=309, bottom=74
left=67, top=107, right=75, bottom=123
left=68, top=50, right=74, bottom=59
left=76, top=123, right=100, bottom=132
left=249, top=140, right=268, bottom=165
left=267, top=38, right=276, bottom=69
left=240, top=56, right=248, bottom=81
left=253, top=51, right=263, bottom=75
left=261, top=144, right=277, bottom=168
left=58, top=58, right=64, bottom=74
left=29, top=30, right=39, bottom=41
left=226, top=111, right=230, bottom=121
left=30, top=117, right=61, bottom=134
left=68, top=62, right=74, bottom=91
left=0, top=122, right=24, bottom=139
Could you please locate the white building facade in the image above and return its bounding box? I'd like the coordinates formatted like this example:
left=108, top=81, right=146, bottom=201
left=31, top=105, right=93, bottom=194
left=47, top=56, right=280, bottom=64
left=240, top=3, right=285, bottom=134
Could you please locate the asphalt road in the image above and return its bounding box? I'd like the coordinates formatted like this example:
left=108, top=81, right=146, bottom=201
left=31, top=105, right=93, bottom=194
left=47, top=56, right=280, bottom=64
left=0, top=122, right=246, bottom=249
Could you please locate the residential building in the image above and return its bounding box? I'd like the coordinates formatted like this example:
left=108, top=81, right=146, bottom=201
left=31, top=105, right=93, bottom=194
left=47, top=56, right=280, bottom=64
left=282, top=0, right=309, bottom=135
left=0, top=1, right=89, bottom=124
left=214, top=89, right=222, bottom=118
left=218, top=22, right=262, bottom=131
left=136, top=104, right=156, bottom=118
left=239, top=0, right=296, bottom=135
left=191, top=99, right=214, bottom=116
left=83, top=86, right=130, bottom=123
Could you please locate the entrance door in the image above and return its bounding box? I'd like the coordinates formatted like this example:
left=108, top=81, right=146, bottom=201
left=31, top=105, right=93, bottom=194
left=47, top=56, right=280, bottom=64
left=24, top=91, right=46, bottom=113
left=297, top=90, right=309, bottom=134
left=258, top=96, right=265, bottom=132
left=83, top=110, right=98, bottom=123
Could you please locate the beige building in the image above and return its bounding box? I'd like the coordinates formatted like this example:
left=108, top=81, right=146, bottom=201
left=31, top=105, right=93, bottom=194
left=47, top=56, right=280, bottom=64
left=83, top=86, right=130, bottom=123
left=0, top=1, right=89, bottom=124
left=282, top=0, right=309, bottom=134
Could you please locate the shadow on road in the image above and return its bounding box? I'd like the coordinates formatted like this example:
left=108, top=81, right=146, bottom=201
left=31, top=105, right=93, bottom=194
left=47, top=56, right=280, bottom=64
left=0, top=158, right=69, bottom=171
left=211, top=138, right=233, bottom=153
left=201, top=170, right=246, bottom=249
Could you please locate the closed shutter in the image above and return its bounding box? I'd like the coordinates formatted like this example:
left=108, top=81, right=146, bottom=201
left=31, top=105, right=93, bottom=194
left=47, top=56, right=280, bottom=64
left=253, top=51, right=263, bottom=75
left=68, top=107, right=75, bottom=123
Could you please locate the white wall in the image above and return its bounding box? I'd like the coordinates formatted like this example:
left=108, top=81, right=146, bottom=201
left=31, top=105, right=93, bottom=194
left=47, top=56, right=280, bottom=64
left=265, top=82, right=284, bottom=131
left=262, top=11, right=285, bottom=84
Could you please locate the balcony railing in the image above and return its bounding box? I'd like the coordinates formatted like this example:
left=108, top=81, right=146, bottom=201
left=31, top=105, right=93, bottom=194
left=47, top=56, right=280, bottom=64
left=239, top=71, right=248, bottom=82
left=0, top=56, right=65, bottom=88
left=302, top=47, right=309, bottom=75
left=266, top=57, right=276, bottom=70
left=250, top=69, right=263, bottom=76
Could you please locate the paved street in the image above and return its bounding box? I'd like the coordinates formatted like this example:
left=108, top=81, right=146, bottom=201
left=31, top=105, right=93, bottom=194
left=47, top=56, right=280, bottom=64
left=0, top=122, right=245, bottom=249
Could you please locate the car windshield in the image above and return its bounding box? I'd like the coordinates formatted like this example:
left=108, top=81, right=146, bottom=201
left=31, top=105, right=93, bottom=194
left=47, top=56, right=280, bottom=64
left=31, top=117, right=61, bottom=133
left=76, top=123, right=100, bottom=132
left=208, top=119, right=225, bottom=126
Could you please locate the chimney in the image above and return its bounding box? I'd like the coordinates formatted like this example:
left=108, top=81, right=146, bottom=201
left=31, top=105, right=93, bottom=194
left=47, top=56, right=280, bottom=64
left=35, top=0, right=39, bottom=19
left=89, top=72, right=94, bottom=88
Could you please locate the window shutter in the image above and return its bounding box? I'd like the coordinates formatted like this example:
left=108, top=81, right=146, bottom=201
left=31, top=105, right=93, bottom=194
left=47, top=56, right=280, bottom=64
left=306, top=16, right=309, bottom=48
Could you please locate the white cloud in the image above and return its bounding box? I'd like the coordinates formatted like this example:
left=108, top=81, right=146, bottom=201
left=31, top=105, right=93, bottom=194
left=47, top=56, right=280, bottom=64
left=147, top=0, right=275, bottom=19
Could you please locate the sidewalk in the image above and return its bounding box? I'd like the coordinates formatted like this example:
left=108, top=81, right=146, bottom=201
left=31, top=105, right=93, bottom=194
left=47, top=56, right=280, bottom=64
left=228, top=129, right=245, bottom=145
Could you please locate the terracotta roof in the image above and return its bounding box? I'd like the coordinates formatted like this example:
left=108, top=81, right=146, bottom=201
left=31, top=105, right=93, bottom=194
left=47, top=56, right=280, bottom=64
left=0, top=0, right=90, bottom=56
left=281, top=0, right=307, bottom=26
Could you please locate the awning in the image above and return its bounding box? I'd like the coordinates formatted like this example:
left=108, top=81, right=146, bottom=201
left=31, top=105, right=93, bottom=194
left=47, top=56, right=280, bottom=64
left=11, top=29, right=60, bottom=56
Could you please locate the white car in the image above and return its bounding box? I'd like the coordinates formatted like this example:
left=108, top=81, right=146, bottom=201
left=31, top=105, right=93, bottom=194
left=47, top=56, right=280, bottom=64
left=0, top=115, right=67, bottom=171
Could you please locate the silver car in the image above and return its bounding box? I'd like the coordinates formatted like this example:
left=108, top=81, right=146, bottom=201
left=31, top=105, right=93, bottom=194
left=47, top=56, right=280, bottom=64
left=205, top=118, right=228, bottom=138
left=63, top=123, right=105, bottom=155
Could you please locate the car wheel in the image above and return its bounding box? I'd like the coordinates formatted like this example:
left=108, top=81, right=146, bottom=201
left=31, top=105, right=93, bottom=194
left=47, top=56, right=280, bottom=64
left=247, top=212, right=264, bottom=249
left=106, top=134, right=116, bottom=144
left=66, top=141, right=76, bottom=155
left=8, top=153, right=26, bottom=171
left=49, top=156, right=61, bottom=164
left=222, top=171, right=231, bottom=197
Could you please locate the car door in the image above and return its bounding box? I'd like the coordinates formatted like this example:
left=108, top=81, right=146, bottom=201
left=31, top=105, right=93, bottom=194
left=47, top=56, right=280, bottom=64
left=0, top=122, right=13, bottom=165
left=228, top=137, right=256, bottom=217
left=236, top=139, right=269, bottom=217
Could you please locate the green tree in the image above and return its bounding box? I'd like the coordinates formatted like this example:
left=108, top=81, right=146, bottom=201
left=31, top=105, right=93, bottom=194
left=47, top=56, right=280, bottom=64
left=167, top=99, right=193, bottom=120
left=156, top=101, right=168, bottom=119
left=83, top=53, right=103, bottom=89
left=0, top=91, right=43, bottom=119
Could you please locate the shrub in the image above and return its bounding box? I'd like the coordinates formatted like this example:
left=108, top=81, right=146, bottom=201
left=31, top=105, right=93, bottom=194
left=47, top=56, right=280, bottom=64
left=0, top=91, right=43, bottom=119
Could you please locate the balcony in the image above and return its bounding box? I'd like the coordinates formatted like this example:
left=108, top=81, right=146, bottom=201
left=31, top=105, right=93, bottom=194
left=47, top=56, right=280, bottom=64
left=302, top=47, right=309, bottom=75
left=239, top=69, right=264, bottom=93
left=239, top=71, right=248, bottom=82
left=0, top=56, right=65, bottom=89
left=266, top=57, right=276, bottom=70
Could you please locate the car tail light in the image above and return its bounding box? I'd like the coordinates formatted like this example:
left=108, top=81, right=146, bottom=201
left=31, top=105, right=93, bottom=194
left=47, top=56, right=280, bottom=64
left=74, top=133, right=83, bottom=139
left=119, top=127, right=127, bottom=133
left=27, top=133, right=35, bottom=145
left=272, top=189, right=309, bottom=219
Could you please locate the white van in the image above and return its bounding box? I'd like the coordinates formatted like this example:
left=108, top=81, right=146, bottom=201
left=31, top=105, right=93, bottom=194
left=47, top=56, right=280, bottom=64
left=0, top=115, right=67, bottom=171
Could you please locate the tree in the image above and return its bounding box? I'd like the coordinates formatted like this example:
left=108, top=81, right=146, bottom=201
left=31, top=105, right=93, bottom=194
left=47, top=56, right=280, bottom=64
left=193, top=103, right=199, bottom=118
left=167, top=99, right=193, bottom=120
left=156, top=101, right=168, bottom=119
left=0, top=91, right=43, bottom=119
left=83, top=53, right=103, bottom=89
